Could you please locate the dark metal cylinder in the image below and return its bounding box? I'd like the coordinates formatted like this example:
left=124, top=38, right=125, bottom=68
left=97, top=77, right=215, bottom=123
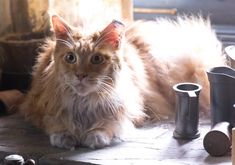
left=173, top=82, right=202, bottom=139
left=207, top=66, right=235, bottom=127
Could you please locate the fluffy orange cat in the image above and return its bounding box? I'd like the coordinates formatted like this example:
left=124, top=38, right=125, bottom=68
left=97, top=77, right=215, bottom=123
left=20, top=15, right=225, bottom=149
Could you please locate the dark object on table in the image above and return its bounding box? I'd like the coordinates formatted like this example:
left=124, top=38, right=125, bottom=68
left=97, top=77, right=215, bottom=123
left=23, top=159, right=35, bottom=165
left=207, top=66, right=235, bottom=127
left=203, top=122, right=231, bottom=157
left=0, top=32, right=45, bottom=91
left=1, top=73, right=31, bottom=91
left=3, top=154, right=24, bottom=165
left=172, top=82, right=202, bottom=139
left=0, top=100, right=6, bottom=115
left=3, top=154, right=36, bottom=165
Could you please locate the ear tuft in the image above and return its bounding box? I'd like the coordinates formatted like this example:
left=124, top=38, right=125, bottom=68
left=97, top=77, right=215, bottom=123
left=95, top=20, right=125, bottom=50
left=51, top=15, right=72, bottom=41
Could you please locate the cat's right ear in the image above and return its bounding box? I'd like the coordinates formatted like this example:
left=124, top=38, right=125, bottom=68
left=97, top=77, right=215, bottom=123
left=51, top=15, right=72, bottom=41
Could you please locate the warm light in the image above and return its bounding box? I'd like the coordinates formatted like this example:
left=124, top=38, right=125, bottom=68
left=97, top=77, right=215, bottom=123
left=49, top=0, right=123, bottom=35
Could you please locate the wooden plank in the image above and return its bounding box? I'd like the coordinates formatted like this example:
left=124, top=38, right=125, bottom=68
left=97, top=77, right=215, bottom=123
left=134, top=7, right=177, bottom=15
left=232, top=128, right=235, bottom=165
left=40, top=123, right=231, bottom=165
left=0, top=113, right=65, bottom=164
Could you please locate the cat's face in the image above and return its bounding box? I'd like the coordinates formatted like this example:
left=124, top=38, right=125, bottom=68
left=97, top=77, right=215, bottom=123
left=52, top=15, right=124, bottom=96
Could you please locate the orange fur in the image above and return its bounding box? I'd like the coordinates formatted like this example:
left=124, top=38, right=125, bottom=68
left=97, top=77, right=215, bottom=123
left=20, top=15, right=225, bottom=149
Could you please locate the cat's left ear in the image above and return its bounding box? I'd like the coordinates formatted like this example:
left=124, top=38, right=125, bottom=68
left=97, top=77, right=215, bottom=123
left=51, top=15, right=72, bottom=41
left=95, top=20, right=125, bottom=50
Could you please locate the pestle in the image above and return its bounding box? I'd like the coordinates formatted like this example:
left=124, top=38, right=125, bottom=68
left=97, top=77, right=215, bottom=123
left=203, top=122, right=231, bottom=156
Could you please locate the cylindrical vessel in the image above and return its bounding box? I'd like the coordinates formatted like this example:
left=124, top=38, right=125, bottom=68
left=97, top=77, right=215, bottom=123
left=173, top=82, right=202, bottom=139
left=203, top=122, right=231, bottom=157
left=206, top=66, right=235, bottom=127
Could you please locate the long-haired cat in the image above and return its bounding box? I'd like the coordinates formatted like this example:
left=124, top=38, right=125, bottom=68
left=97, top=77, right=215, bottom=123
left=20, top=15, right=225, bottom=149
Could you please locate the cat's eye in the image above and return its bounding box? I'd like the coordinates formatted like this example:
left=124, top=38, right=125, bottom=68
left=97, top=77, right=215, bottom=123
left=91, top=53, right=104, bottom=65
left=65, top=52, right=77, bottom=64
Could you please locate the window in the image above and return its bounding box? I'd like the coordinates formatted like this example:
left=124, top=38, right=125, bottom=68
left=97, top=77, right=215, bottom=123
left=133, top=0, right=235, bottom=47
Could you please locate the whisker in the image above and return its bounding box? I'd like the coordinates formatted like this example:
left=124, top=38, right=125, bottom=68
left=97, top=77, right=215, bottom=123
left=98, top=81, right=122, bottom=109
left=97, top=88, right=117, bottom=115
left=61, top=77, right=81, bottom=96
left=99, top=76, right=115, bottom=85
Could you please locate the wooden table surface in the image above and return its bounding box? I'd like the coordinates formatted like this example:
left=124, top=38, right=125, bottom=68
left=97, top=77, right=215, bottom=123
left=0, top=113, right=231, bottom=165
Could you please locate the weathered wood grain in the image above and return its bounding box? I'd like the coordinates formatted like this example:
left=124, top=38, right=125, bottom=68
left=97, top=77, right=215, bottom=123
left=0, top=113, right=231, bottom=165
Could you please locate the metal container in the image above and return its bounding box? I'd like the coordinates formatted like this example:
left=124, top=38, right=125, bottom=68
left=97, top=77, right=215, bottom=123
left=173, top=82, right=202, bottom=139
left=207, top=66, right=235, bottom=126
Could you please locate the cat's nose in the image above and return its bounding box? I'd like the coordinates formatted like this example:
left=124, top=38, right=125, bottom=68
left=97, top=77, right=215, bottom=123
left=77, top=73, right=88, bottom=81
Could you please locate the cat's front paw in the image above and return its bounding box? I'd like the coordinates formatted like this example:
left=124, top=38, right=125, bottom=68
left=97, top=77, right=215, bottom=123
left=83, top=131, right=111, bottom=149
left=50, top=132, right=77, bottom=150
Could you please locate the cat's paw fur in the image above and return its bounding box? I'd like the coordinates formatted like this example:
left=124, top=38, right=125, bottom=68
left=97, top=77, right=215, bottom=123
left=50, top=132, right=77, bottom=150
left=83, top=131, right=111, bottom=149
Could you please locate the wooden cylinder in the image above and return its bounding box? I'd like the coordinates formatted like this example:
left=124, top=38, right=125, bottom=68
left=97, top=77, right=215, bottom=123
left=121, top=0, right=133, bottom=22
left=203, top=122, right=231, bottom=156
left=232, top=128, right=235, bottom=165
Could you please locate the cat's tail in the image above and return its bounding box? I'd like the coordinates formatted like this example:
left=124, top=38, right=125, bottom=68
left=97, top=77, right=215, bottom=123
left=129, top=15, right=226, bottom=69
left=127, top=16, right=226, bottom=119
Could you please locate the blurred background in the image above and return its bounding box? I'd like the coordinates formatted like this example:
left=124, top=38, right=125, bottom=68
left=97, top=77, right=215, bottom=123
left=0, top=0, right=234, bottom=91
